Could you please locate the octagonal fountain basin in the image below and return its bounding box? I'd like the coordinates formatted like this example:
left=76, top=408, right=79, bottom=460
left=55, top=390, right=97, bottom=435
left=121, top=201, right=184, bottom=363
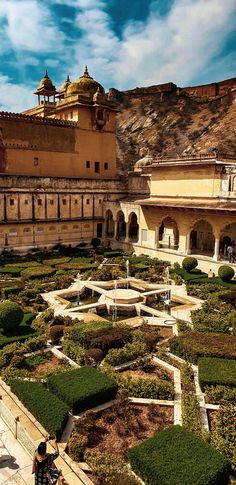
left=103, top=288, right=142, bottom=305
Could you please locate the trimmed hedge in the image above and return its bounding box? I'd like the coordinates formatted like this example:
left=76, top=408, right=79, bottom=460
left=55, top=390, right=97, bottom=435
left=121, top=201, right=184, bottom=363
left=21, top=266, right=56, bottom=279
left=169, top=332, right=236, bottom=363
left=0, top=266, right=22, bottom=276
left=42, top=257, right=71, bottom=266
left=56, top=262, right=99, bottom=271
left=173, top=267, right=208, bottom=282
left=198, top=357, right=236, bottom=390
left=47, top=366, right=118, bottom=414
left=128, top=425, right=230, bottom=485
left=103, top=251, right=122, bottom=258
left=5, top=261, right=41, bottom=268
left=0, top=286, right=21, bottom=298
left=10, top=380, right=69, bottom=439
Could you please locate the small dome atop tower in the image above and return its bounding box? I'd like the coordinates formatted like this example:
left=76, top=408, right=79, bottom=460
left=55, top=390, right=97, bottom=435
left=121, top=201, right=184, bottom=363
left=66, top=66, right=105, bottom=99
left=59, top=75, right=71, bottom=95
left=36, top=70, right=56, bottom=93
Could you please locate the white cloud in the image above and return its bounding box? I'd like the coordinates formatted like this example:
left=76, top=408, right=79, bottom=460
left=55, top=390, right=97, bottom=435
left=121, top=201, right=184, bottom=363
left=67, top=0, right=236, bottom=90
left=0, top=0, right=65, bottom=53
left=0, top=75, right=35, bottom=112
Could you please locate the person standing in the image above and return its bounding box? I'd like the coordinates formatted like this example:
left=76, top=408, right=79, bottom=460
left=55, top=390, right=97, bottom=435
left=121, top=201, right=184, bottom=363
left=32, top=435, right=59, bottom=485
left=227, top=244, right=234, bottom=263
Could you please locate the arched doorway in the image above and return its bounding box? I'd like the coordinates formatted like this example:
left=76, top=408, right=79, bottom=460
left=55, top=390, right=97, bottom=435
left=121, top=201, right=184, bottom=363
left=159, top=217, right=179, bottom=249
left=220, top=222, right=236, bottom=259
left=190, top=220, right=214, bottom=256
left=117, top=211, right=126, bottom=240
left=105, top=210, right=114, bottom=238
left=128, top=213, right=139, bottom=242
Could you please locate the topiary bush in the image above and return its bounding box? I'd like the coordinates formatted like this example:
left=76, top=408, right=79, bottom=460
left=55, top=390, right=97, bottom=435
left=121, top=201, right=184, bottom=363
left=47, top=366, right=118, bottom=414
left=128, top=425, right=230, bottom=485
left=218, top=265, right=235, bottom=282
left=10, top=380, right=69, bottom=440
left=198, top=358, right=236, bottom=390
left=182, top=257, right=198, bottom=272
left=0, top=301, right=24, bottom=332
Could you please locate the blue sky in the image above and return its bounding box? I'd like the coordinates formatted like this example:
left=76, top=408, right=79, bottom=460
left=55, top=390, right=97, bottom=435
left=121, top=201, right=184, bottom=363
left=0, top=0, right=235, bottom=112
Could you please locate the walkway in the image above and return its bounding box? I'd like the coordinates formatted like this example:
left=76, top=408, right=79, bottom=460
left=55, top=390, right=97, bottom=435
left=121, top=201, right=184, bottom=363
left=0, top=417, right=32, bottom=485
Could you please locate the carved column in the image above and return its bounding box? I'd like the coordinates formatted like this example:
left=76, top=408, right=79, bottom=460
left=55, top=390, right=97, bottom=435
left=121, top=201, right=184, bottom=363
left=125, top=221, right=130, bottom=243
left=213, top=237, right=220, bottom=261
left=185, top=232, right=191, bottom=255
left=114, top=220, right=118, bottom=240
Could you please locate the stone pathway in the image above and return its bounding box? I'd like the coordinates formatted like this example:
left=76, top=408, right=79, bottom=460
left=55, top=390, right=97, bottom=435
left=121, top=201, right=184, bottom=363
left=0, top=418, right=32, bottom=485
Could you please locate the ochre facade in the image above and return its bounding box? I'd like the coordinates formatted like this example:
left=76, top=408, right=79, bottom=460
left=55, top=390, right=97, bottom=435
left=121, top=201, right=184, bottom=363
left=1, top=68, right=236, bottom=272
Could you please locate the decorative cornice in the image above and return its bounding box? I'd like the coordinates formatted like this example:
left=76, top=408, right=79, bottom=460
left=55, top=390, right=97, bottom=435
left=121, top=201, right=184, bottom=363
left=0, top=111, right=78, bottom=128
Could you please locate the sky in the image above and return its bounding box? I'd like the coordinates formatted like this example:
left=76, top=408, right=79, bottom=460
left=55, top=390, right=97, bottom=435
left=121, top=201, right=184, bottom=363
left=0, top=0, right=235, bottom=112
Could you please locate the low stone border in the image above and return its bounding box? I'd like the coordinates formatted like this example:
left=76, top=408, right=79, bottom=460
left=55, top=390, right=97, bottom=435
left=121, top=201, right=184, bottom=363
left=167, top=352, right=209, bottom=431
left=0, top=379, right=93, bottom=485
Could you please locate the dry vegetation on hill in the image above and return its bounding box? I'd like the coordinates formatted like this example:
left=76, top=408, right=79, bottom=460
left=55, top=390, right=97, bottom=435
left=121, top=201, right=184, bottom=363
left=115, top=86, right=236, bottom=169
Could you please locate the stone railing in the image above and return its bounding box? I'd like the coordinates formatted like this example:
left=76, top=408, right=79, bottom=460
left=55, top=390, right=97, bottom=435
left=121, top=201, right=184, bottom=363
left=0, top=397, right=36, bottom=458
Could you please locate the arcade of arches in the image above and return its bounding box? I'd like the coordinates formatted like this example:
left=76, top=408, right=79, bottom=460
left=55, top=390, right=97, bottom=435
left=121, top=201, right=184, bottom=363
left=104, top=210, right=139, bottom=243
left=107, top=207, right=236, bottom=263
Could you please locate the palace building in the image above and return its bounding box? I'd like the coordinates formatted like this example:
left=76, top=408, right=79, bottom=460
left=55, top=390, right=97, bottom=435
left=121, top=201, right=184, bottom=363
left=0, top=68, right=236, bottom=272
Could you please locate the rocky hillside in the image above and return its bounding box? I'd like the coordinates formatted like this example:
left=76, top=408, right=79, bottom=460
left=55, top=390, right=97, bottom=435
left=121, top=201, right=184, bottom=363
left=114, top=82, right=236, bottom=170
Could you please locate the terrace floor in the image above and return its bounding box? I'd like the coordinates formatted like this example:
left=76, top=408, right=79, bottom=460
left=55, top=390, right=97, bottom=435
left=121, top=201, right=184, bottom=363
left=0, top=417, right=32, bottom=485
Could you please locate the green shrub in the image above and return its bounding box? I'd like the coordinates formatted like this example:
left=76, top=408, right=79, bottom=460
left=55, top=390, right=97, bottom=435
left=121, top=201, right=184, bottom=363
left=104, top=341, right=147, bottom=366
left=21, top=266, right=56, bottom=279
left=198, top=358, right=236, bottom=390
left=103, top=251, right=122, bottom=258
left=0, top=301, right=23, bottom=332
left=182, top=392, right=206, bottom=439
left=5, top=261, right=41, bottom=268
left=64, top=321, right=113, bottom=348
left=191, top=308, right=232, bottom=334
left=67, top=432, right=88, bottom=461
left=0, top=286, right=22, bottom=298
left=42, top=257, right=71, bottom=266
left=10, top=380, right=69, bottom=439
left=131, top=263, right=149, bottom=272
left=182, top=257, right=198, bottom=271
left=169, top=332, right=236, bottom=363
left=56, top=262, right=99, bottom=271
left=116, top=375, right=174, bottom=400
left=218, top=265, right=235, bottom=282
left=205, top=385, right=236, bottom=405
left=128, top=256, right=149, bottom=264
left=128, top=425, right=230, bottom=485
left=85, top=450, right=140, bottom=485
left=0, top=266, right=22, bottom=276
left=210, top=404, right=236, bottom=470
left=47, top=366, right=118, bottom=414
left=62, top=341, right=86, bottom=365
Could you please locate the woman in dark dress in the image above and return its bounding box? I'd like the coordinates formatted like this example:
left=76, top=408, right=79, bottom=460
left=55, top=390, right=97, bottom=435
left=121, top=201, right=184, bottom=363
left=32, top=435, right=59, bottom=485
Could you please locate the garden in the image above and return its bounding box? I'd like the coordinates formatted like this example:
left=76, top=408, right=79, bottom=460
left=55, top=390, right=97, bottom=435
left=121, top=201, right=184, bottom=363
left=0, top=247, right=236, bottom=484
